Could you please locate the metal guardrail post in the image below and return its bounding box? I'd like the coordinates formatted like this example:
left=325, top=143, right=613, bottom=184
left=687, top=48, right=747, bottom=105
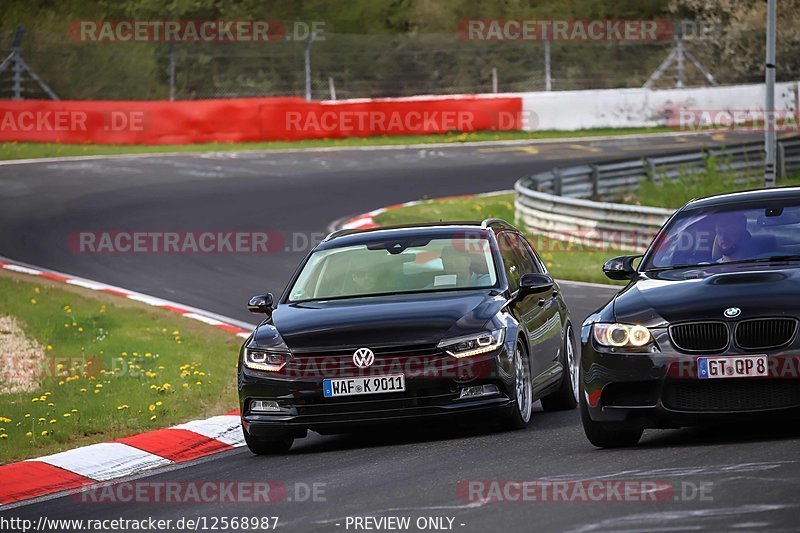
left=552, top=169, right=563, bottom=196
left=645, top=158, right=656, bottom=181
left=590, top=165, right=599, bottom=197
left=777, top=141, right=786, bottom=181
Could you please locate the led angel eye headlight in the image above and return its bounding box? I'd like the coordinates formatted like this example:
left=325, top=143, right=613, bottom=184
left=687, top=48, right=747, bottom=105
left=593, top=324, right=652, bottom=348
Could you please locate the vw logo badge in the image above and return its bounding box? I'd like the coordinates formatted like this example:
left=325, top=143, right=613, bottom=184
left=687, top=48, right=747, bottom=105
left=352, top=347, right=375, bottom=368
left=724, top=307, right=741, bottom=318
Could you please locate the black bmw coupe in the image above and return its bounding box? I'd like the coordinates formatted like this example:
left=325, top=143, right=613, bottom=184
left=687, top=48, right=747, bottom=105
left=581, top=186, right=800, bottom=447
left=238, top=219, right=577, bottom=453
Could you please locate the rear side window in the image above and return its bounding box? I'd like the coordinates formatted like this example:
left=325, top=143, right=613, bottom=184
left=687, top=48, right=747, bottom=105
left=497, top=232, right=523, bottom=292
left=504, top=232, right=542, bottom=274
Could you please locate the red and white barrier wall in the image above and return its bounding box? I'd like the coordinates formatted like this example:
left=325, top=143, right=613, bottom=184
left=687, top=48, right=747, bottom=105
left=0, top=95, right=522, bottom=145
left=0, top=81, right=796, bottom=145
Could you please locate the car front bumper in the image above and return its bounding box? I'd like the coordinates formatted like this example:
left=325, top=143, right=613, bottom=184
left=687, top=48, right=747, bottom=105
left=238, top=348, right=517, bottom=437
left=581, top=340, right=800, bottom=428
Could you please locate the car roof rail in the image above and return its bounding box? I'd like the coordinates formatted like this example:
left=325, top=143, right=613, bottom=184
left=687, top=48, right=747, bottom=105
left=323, top=220, right=486, bottom=242
left=480, top=218, right=514, bottom=230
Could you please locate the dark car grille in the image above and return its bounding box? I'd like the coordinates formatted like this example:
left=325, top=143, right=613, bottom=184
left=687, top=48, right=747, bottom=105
left=669, top=322, right=729, bottom=353
left=663, top=379, right=800, bottom=412
left=283, top=344, right=454, bottom=378
left=735, top=318, right=797, bottom=350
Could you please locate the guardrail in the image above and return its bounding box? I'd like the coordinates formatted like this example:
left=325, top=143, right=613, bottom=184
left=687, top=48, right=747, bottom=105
left=515, top=135, right=800, bottom=252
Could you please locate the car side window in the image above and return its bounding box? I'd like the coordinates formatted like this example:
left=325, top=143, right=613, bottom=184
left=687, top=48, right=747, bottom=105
left=505, top=232, right=540, bottom=275
left=516, top=233, right=547, bottom=274
left=497, top=232, right=523, bottom=292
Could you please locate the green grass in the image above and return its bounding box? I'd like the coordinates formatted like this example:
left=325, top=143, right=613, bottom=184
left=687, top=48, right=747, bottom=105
left=0, top=272, right=242, bottom=464
left=636, top=156, right=800, bottom=209
left=373, top=192, right=625, bottom=285
left=0, top=126, right=670, bottom=161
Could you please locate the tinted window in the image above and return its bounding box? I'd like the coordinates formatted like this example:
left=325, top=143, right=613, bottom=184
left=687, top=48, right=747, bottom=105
left=497, top=232, right=523, bottom=292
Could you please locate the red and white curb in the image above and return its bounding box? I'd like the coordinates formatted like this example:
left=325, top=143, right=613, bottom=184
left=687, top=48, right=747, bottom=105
left=0, top=257, right=256, bottom=506
left=339, top=190, right=513, bottom=231
left=0, top=257, right=254, bottom=338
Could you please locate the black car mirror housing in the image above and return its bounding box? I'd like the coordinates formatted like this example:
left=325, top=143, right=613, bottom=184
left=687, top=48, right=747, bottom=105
left=248, top=293, right=274, bottom=314
left=518, top=273, right=555, bottom=295
left=603, top=255, right=642, bottom=280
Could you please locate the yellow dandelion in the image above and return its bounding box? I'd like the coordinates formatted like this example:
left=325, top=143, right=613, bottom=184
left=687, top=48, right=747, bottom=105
left=38, top=418, right=46, bottom=422
left=148, top=404, right=156, bottom=412
left=24, top=414, right=31, bottom=418
left=182, top=383, right=189, bottom=389
left=93, top=390, right=99, bottom=394
left=116, top=405, right=128, bottom=410
left=72, top=322, right=77, bottom=326
left=35, top=287, right=40, bottom=294
left=150, top=415, right=157, bottom=421
left=30, top=298, right=37, bottom=304
left=26, top=431, right=32, bottom=437
left=41, top=430, right=49, bottom=436
left=47, top=345, right=53, bottom=350
left=63, top=413, right=71, bottom=417
left=71, top=409, right=78, bottom=413
left=49, top=419, right=57, bottom=424
left=78, top=327, right=84, bottom=332
left=155, top=401, right=162, bottom=406
left=0, top=434, right=8, bottom=439
left=80, top=388, right=87, bottom=393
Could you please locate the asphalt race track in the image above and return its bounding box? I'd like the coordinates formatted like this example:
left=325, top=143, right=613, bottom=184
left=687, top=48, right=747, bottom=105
left=1, top=132, right=799, bottom=531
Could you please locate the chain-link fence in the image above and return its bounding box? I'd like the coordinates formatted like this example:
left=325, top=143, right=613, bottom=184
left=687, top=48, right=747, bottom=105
left=0, top=28, right=781, bottom=101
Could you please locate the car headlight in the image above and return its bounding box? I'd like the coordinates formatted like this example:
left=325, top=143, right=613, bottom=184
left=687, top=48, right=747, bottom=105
left=244, top=348, right=290, bottom=371
left=438, top=328, right=505, bottom=358
left=592, top=323, right=652, bottom=348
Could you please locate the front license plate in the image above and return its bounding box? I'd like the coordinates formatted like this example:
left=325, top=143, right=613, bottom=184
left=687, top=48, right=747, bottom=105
left=698, top=356, right=768, bottom=379
left=323, top=374, right=406, bottom=398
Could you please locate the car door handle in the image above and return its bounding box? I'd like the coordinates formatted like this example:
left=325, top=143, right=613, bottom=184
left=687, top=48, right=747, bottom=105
left=538, top=298, right=546, bottom=307
left=552, top=289, right=559, bottom=297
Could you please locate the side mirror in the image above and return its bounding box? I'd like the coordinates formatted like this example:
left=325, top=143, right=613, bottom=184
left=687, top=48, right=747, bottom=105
left=248, top=293, right=274, bottom=314
left=519, top=273, right=555, bottom=295
left=603, top=255, right=641, bottom=281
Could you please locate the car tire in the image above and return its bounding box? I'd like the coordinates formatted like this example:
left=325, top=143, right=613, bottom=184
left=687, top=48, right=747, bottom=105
left=579, top=389, right=643, bottom=448
left=505, top=340, right=534, bottom=429
left=541, top=323, right=579, bottom=412
left=243, top=426, right=294, bottom=455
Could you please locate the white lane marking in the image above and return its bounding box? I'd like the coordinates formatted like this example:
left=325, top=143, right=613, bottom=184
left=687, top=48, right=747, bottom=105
left=3, top=264, right=42, bottom=275
left=172, top=415, right=245, bottom=447
left=66, top=278, right=112, bottom=291
left=183, top=312, right=225, bottom=326
left=30, top=442, right=172, bottom=481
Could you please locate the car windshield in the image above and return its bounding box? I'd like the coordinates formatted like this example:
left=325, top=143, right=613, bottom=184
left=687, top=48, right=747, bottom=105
left=643, top=200, right=800, bottom=270
left=288, top=236, right=498, bottom=302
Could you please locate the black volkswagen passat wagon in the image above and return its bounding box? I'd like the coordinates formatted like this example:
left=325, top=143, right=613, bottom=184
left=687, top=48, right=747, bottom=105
left=582, top=186, right=800, bottom=448
left=238, top=219, right=577, bottom=453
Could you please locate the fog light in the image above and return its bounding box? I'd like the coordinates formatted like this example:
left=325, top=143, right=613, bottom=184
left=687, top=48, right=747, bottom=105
left=250, top=400, right=280, bottom=412
left=459, top=384, right=499, bottom=398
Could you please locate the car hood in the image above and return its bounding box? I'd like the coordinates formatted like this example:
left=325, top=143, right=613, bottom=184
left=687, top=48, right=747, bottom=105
left=254, top=290, right=505, bottom=351
left=613, top=263, right=800, bottom=326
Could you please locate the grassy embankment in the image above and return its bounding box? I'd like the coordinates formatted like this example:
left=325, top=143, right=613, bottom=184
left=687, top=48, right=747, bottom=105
left=0, top=271, right=242, bottom=464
